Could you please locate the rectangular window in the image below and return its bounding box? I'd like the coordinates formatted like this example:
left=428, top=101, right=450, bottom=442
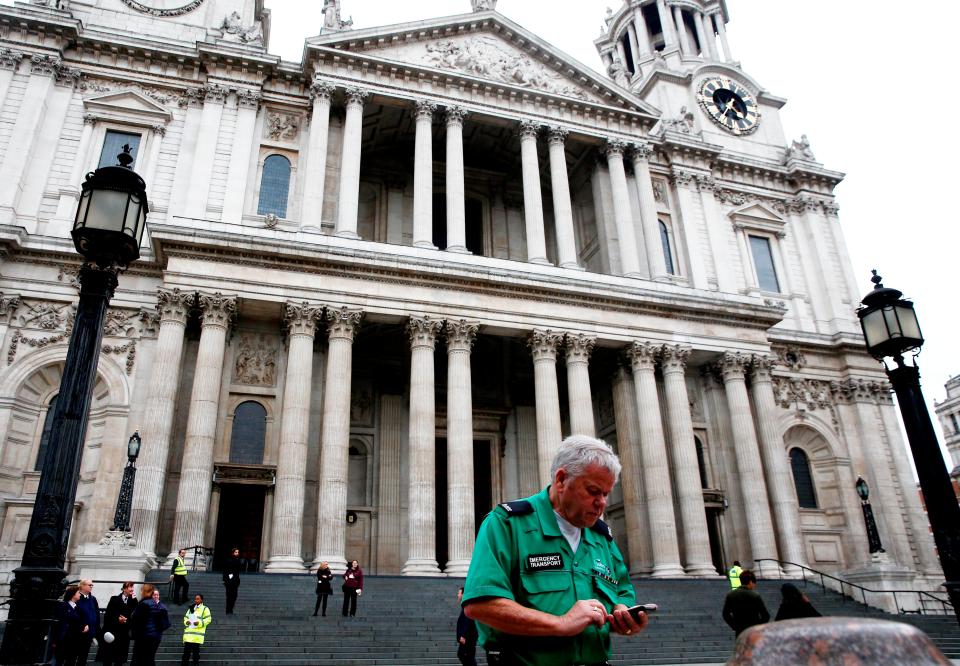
left=98, top=130, right=141, bottom=169
left=749, top=235, right=780, bottom=292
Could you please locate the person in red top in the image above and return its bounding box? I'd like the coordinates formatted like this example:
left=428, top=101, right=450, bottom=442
left=342, top=560, right=363, bottom=617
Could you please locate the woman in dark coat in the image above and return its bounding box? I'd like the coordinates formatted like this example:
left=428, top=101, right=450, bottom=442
left=775, top=583, right=822, bottom=620
left=53, top=584, right=87, bottom=666
left=313, top=561, right=333, bottom=616
left=96, top=581, right=138, bottom=665
left=130, top=584, right=171, bottom=666
left=341, top=559, right=363, bottom=617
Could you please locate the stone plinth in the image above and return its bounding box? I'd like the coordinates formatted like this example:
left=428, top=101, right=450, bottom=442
left=72, top=530, right=156, bottom=589
left=842, top=556, right=919, bottom=613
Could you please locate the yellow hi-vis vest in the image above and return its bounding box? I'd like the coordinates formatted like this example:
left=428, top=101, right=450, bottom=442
left=728, top=565, right=743, bottom=589
left=173, top=556, right=188, bottom=576
left=183, top=604, right=212, bottom=644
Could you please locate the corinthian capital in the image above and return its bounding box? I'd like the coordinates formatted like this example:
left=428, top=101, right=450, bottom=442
left=197, top=292, right=237, bottom=329
left=518, top=120, right=541, bottom=140
left=547, top=126, right=569, bottom=147
left=343, top=87, right=369, bottom=108
left=630, top=141, right=653, bottom=161
left=659, top=344, right=691, bottom=373
left=445, top=106, right=468, bottom=126
left=414, top=99, right=437, bottom=121
left=446, top=319, right=479, bottom=352
left=604, top=138, right=627, bottom=159
left=718, top=351, right=749, bottom=380
left=528, top=329, right=564, bottom=361
left=326, top=306, right=363, bottom=341
left=407, top=315, right=443, bottom=350
left=283, top=301, right=323, bottom=337
left=565, top=333, right=595, bottom=364
left=749, top=354, right=776, bottom=382
left=626, top=340, right=659, bottom=371
left=0, top=48, right=24, bottom=71
left=156, top=287, right=194, bottom=326
left=309, top=80, right=335, bottom=103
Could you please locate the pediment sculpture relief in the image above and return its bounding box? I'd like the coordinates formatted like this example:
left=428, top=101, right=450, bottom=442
left=233, top=333, right=277, bottom=387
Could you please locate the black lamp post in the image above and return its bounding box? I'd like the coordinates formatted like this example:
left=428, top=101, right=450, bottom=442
left=857, top=270, right=960, bottom=626
left=854, top=476, right=885, bottom=554
left=0, top=146, right=148, bottom=663
left=110, top=431, right=142, bottom=533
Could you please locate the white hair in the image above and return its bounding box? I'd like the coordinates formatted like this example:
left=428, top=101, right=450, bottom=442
left=550, top=435, right=621, bottom=483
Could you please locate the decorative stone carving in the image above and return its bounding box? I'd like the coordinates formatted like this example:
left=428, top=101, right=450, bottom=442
left=102, top=340, right=137, bottom=374
left=343, top=88, right=368, bottom=107
left=659, top=344, right=690, bottom=372
left=197, top=292, right=237, bottom=329
left=413, top=100, right=436, bottom=121
left=604, top=139, right=626, bottom=159
left=625, top=340, right=658, bottom=370
left=265, top=112, right=300, bottom=141
left=748, top=354, right=776, bottom=381
left=546, top=126, right=568, bottom=147
left=528, top=329, right=564, bottom=360
left=718, top=351, right=750, bottom=379
left=695, top=174, right=716, bottom=191
left=822, top=201, right=840, bottom=216
left=20, top=301, right=69, bottom=330
left=321, top=0, right=353, bottom=33
left=662, top=106, right=696, bottom=134
left=283, top=301, right=323, bottom=337
left=470, top=0, right=497, bottom=10
left=446, top=319, right=479, bottom=350
left=138, top=307, right=160, bottom=337
left=326, top=306, right=363, bottom=340
left=785, top=134, right=816, bottom=162
left=121, top=0, right=205, bottom=17
left=233, top=333, right=278, bottom=386
left=203, top=83, right=228, bottom=104
left=773, top=345, right=806, bottom=372
left=445, top=106, right=468, bottom=126
left=179, top=86, right=206, bottom=107
left=0, top=292, right=21, bottom=320
left=631, top=142, right=653, bottom=161
left=54, top=64, right=82, bottom=87
left=715, top=188, right=748, bottom=205
left=263, top=213, right=279, bottom=228
left=830, top=378, right=890, bottom=405
left=518, top=120, right=540, bottom=140
left=156, top=287, right=193, bottom=325
left=97, top=529, right=138, bottom=549
left=103, top=309, right=136, bottom=337
left=652, top=180, right=666, bottom=203
left=671, top=168, right=698, bottom=190
left=565, top=333, right=595, bottom=363
left=0, top=48, right=24, bottom=70
left=407, top=315, right=443, bottom=349
left=772, top=377, right=833, bottom=412
left=219, top=11, right=264, bottom=44
left=151, top=124, right=166, bottom=137
left=30, top=54, right=61, bottom=76
left=308, top=81, right=335, bottom=103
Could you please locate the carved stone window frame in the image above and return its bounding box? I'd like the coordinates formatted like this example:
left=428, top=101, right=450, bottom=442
left=728, top=202, right=790, bottom=297
left=81, top=90, right=172, bottom=181
left=251, top=147, right=299, bottom=225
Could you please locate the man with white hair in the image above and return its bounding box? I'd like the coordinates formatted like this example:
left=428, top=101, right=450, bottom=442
left=462, top=435, right=647, bottom=666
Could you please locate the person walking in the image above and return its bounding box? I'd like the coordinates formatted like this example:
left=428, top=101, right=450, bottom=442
left=775, top=583, right=822, bottom=621
left=53, top=584, right=87, bottom=666
left=313, top=561, right=333, bottom=617
left=455, top=587, right=478, bottom=666
left=222, top=547, right=242, bottom=615
left=95, top=581, right=137, bottom=665
left=171, top=549, right=190, bottom=605
left=130, top=585, right=171, bottom=666
left=727, top=561, right=743, bottom=589
left=180, top=593, right=212, bottom=666
left=341, top=560, right=363, bottom=617
left=722, top=569, right=770, bottom=637
left=75, top=579, right=101, bottom=664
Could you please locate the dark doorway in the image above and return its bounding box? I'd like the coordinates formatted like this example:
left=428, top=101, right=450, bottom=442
left=465, top=197, right=484, bottom=255
left=432, top=193, right=447, bottom=250
left=706, top=507, right=725, bottom=575
left=473, top=439, right=493, bottom=527
left=434, top=436, right=495, bottom=568
left=435, top=437, right=449, bottom=568
left=213, top=484, right=265, bottom=572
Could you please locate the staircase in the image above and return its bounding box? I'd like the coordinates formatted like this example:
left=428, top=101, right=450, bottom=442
left=143, top=572, right=960, bottom=665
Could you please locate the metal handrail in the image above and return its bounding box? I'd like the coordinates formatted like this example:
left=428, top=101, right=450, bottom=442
left=754, top=558, right=953, bottom=616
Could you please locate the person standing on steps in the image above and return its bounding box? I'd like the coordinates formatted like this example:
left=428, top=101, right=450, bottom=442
left=456, top=587, right=478, bottom=666
left=76, top=579, right=101, bottom=665
left=728, top=560, right=743, bottom=589
left=223, top=547, right=242, bottom=615
left=54, top=584, right=86, bottom=666
left=722, top=569, right=770, bottom=637
left=130, top=585, right=171, bottom=666
left=774, top=583, right=821, bottom=621
left=180, top=593, right=212, bottom=666
left=342, top=559, right=363, bottom=617
left=95, top=581, right=137, bottom=665
left=171, top=549, right=189, bottom=605
left=313, top=561, right=333, bottom=617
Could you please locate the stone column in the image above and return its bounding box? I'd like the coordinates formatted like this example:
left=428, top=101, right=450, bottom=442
left=547, top=127, right=580, bottom=269
left=142, top=124, right=167, bottom=201
left=314, top=306, right=363, bottom=573
left=626, top=22, right=642, bottom=74
left=693, top=12, right=710, bottom=58
left=660, top=345, right=715, bottom=576
left=630, top=143, right=667, bottom=280
left=714, top=13, right=733, bottom=62
left=445, top=319, right=479, bottom=575
left=519, top=121, right=550, bottom=265
left=670, top=168, right=709, bottom=289
left=168, top=293, right=237, bottom=561
left=185, top=84, right=227, bottom=219
left=50, top=114, right=98, bottom=235
left=611, top=366, right=652, bottom=575
left=627, top=341, right=684, bottom=576
left=266, top=302, right=324, bottom=573
left=220, top=89, right=261, bottom=225
left=529, top=330, right=564, bottom=487
left=656, top=0, right=677, bottom=48
left=130, top=288, right=194, bottom=557
left=0, top=48, right=24, bottom=111
left=719, top=352, right=780, bottom=575
left=606, top=139, right=642, bottom=278
left=445, top=107, right=470, bottom=254
left=633, top=9, right=652, bottom=56
left=403, top=316, right=444, bottom=575
left=674, top=6, right=692, bottom=56
left=335, top=88, right=368, bottom=239
left=695, top=174, right=736, bottom=292
left=565, top=333, right=596, bottom=437
left=301, top=81, right=334, bottom=229
left=412, top=100, right=437, bottom=249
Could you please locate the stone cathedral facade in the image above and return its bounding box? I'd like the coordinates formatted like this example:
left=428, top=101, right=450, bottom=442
left=0, top=0, right=945, bottom=601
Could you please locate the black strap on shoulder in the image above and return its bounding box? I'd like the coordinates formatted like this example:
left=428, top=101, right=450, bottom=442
left=498, top=499, right=533, bottom=516
left=590, top=518, right=614, bottom=541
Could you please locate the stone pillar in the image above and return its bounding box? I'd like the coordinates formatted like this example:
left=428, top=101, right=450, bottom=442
left=627, top=341, right=684, bottom=576
left=611, top=366, right=652, bottom=575
left=519, top=121, right=550, bottom=265
left=695, top=174, right=736, bottom=292
left=445, top=107, right=470, bottom=254
left=656, top=0, right=677, bottom=48
left=314, top=306, right=363, bottom=573
left=266, top=302, right=324, bottom=573
left=719, top=352, right=781, bottom=576
left=412, top=100, right=437, bottom=249
left=626, top=22, right=642, bottom=74
left=185, top=84, right=227, bottom=219
left=674, top=6, right=692, bottom=56
left=714, top=13, right=733, bottom=62
left=301, top=81, right=334, bottom=229
left=633, top=9, right=652, bottom=56
left=403, top=316, right=444, bottom=575
left=168, top=293, right=237, bottom=560
left=565, top=333, right=596, bottom=437
left=670, top=168, right=709, bottom=289
left=630, top=143, right=667, bottom=280
left=445, top=319, right=479, bottom=575
left=130, top=288, right=194, bottom=557
left=50, top=114, right=98, bottom=234
left=693, top=12, right=710, bottom=57
left=606, top=139, right=642, bottom=277
left=547, top=127, right=580, bottom=269
left=660, top=345, right=715, bottom=576
left=142, top=124, right=167, bottom=202
left=0, top=48, right=24, bottom=111
left=335, top=88, right=368, bottom=239
left=220, top=89, right=261, bottom=224
left=529, top=330, right=564, bottom=487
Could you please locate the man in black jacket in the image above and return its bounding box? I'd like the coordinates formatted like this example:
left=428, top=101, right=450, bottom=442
left=455, top=587, right=478, bottom=666
left=722, top=569, right=770, bottom=637
left=223, top=547, right=242, bottom=614
left=75, top=579, right=101, bottom=664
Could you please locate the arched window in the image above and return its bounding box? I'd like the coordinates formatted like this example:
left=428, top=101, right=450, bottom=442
left=659, top=220, right=675, bottom=275
left=35, top=394, right=58, bottom=472
left=257, top=154, right=291, bottom=218
left=790, top=447, right=818, bottom=509
left=229, top=401, right=267, bottom=465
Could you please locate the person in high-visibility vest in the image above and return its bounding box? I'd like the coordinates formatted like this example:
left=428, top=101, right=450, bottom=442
left=181, top=593, right=212, bottom=666
left=171, top=548, right=189, bottom=604
left=728, top=561, right=744, bottom=589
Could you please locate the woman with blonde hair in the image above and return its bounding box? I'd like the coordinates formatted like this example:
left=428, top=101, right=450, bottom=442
left=313, top=561, right=333, bottom=617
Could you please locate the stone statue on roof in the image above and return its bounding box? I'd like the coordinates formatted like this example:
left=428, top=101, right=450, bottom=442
left=471, top=0, right=498, bottom=11
left=322, top=0, right=353, bottom=33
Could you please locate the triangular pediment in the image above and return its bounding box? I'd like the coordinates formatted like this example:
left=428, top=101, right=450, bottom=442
left=728, top=202, right=786, bottom=234
left=83, top=89, right=173, bottom=125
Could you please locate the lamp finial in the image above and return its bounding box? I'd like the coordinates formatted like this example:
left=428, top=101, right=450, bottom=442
left=870, top=269, right=883, bottom=289
left=117, top=145, right=134, bottom=169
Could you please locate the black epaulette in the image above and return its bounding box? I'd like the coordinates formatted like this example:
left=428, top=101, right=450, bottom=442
left=498, top=500, right=533, bottom=516
left=590, top=518, right=614, bottom=541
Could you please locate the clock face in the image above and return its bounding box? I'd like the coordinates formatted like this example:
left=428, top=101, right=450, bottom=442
left=697, top=77, right=760, bottom=135
left=119, top=0, right=205, bottom=17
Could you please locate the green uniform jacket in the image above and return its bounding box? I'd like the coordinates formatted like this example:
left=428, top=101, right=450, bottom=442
left=182, top=603, right=212, bottom=645
left=462, top=487, right=635, bottom=666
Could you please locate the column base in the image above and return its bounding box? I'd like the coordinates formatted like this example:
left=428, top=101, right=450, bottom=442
left=413, top=240, right=438, bottom=250
left=629, top=564, right=653, bottom=577
left=443, top=559, right=471, bottom=577
left=528, top=257, right=552, bottom=266
left=781, top=562, right=807, bottom=578
left=335, top=230, right=361, bottom=240
left=684, top=563, right=720, bottom=577
left=264, top=556, right=307, bottom=573
left=446, top=245, right=471, bottom=254
left=401, top=558, right=443, bottom=576
left=623, top=271, right=645, bottom=279
left=559, top=262, right=584, bottom=271
left=649, top=563, right=686, bottom=578
left=753, top=560, right=786, bottom=579
left=312, top=555, right=347, bottom=575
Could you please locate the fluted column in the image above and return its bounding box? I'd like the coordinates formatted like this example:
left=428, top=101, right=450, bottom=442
left=674, top=6, right=692, bottom=56
left=313, top=307, right=363, bottom=573
left=714, top=13, right=733, bottom=61
left=627, top=342, right=684, bottom=576
left=221, top=89, right=261, bottom=224
left=656, top=0, right=678, bottom=48
left=630, top=143, right=667, bottom=280
left=403, top=316, right=444, bottom=575
left=445, top=107, right=470, bottom=254
left=565, top=333, right=596, bottom=437
left=519, top=121, right=550, bottom=265
left=301, top=81, right=334, bottom=229
left=547, top=127, right=580, bottom=269
left=719, top=352, right=781, bottom=576
left=660, top=345, right=715, bottom=576
left=529, top=330, right=564, bottom=486
left=611, top=366, right=652, bottom=575
left=335, top=88, right=368, bottom=239
left=693, top=12, right=709, bottom=57
left=626, top=22, right=642, bottom=74
left=168, top=293, right=236, bottom=561
left=445, top=319, right=479, bottom=576
left=633, top=8, right=652, bottom=56
left=412, top=100, right=437, bottom=249
left=131, top=288, right=193, bottom=557
left=671, top=168, right=709, bottom=288
left=266, top=302, right=324, bottom=573
left=749, top=355, right=806, bottom=574
left=606, top=140, right=642, bottom=278
left=185, top=84, right=227, bottom=219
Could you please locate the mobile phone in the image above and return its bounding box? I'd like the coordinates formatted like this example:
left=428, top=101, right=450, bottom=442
left=626, top=603, right=658, bottom=619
